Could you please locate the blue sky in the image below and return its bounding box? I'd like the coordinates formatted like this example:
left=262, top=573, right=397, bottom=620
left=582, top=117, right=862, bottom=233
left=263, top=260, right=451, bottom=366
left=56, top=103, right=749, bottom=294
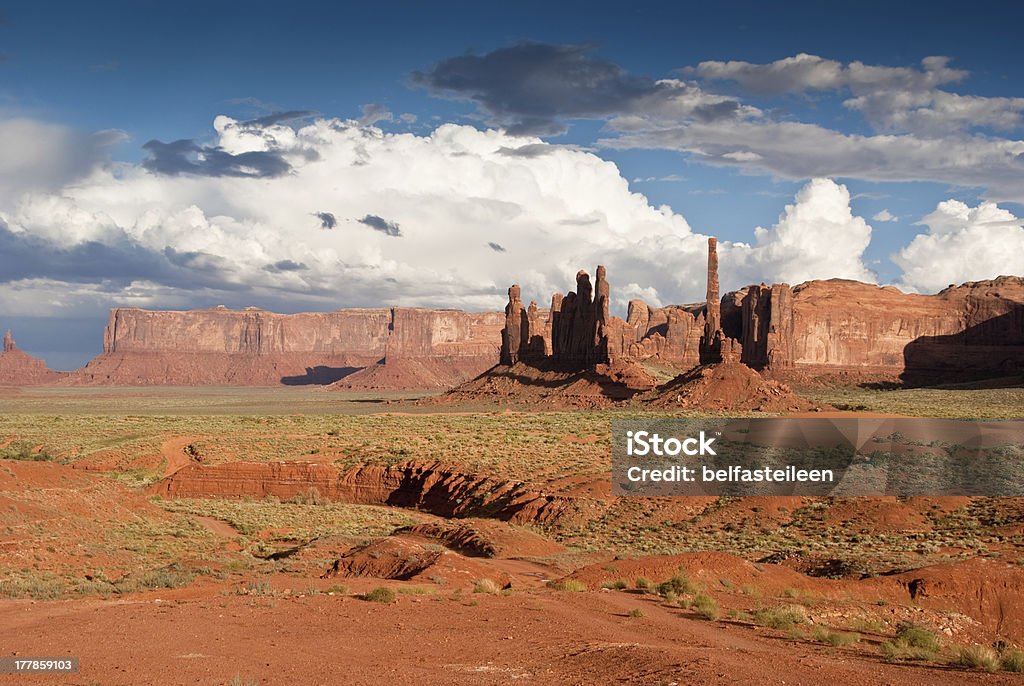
left=1, top=0, right=1023, bottom=368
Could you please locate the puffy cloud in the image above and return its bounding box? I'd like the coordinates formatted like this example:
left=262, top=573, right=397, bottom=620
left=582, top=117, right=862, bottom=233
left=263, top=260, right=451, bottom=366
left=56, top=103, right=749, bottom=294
left=873, top=209, right=897, bottom=222
left=0, top=116, right=880, bottom=322
left=894, top=200, right=1024, bottom=293
left=723, top=178, right=874, bottom=286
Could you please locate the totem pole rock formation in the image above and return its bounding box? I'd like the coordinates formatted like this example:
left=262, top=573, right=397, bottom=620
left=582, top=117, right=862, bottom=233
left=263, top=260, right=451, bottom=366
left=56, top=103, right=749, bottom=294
left=3, top=329, right=13, bottom=353
left=700, top=237, right=724, bottom=364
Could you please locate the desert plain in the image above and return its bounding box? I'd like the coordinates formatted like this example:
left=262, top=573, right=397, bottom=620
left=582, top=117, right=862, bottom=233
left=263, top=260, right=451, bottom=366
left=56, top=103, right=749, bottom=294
left=1, top=379, right=1024, bottom=685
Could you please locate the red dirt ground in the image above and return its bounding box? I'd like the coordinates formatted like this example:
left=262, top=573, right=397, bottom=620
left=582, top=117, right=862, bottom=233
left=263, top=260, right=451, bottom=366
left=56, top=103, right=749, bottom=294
left=3, top=583, right=1021, bottom=686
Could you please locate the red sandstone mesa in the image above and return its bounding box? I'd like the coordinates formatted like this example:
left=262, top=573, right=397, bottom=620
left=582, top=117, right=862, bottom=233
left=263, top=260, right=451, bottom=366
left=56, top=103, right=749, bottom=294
left=61, top=306, right=502, bottom=388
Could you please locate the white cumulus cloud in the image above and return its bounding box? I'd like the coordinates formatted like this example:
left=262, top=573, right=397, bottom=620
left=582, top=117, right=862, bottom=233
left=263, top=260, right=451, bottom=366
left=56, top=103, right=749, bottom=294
left=894, top=200, right=1024, bottom=293
left=724, top=178, right=875, bottom=286
left=0, top=117, right=881, bottom=321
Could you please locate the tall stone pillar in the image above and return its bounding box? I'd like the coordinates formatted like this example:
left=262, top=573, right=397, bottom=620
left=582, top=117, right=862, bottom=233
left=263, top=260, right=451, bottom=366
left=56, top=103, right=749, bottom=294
left=700, top=237, right=723, bottom=363
left=501, top=284, right=524, bottom=365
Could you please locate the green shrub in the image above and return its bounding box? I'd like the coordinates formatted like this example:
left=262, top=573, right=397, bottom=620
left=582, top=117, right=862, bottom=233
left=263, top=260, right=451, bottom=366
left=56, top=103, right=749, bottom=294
left=601, top=578, right=628, bottom=590
left=657, top=574, right=697, bottom=597
left=628, top=608, right=645, bottom=618
left=635, top=577, right=652, bottom=591
left=362, top=587, right=395, bottom=603
left=895, top=623, right=941, bottom=652
left=753, top=605, right=807, bottom=630
left=691, top=593, right=719, bottom=620
left=0, top=441, right=55, bottom=462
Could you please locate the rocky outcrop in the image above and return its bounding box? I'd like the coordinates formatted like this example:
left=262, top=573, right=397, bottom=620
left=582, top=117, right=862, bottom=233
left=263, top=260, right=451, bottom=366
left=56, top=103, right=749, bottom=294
left=737, top=283, right=795, bottom=369
left=0, top=329, right=64, bottom=386
left=512, top=265, right=623, bottom=369
left=550, top=270, right=605, bottom=365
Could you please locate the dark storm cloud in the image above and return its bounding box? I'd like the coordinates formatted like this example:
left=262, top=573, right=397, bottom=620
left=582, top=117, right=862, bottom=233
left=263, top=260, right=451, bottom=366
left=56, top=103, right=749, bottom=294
left=357, top=214, right=402, bottom=237
left=0, top=221, right=242, bottom=291
left=487, top=242, right=506, bottom=252
left=162, top=247, right=231, bottom=274
left=264, top=259, right=308, bottom=272
left=314, top=211, right=337, bottom=229
left=411, top=42, right=665, bottom=135
left=142, top=139, right=291, bottom=178
left=0, top=223, right=165, bottom=286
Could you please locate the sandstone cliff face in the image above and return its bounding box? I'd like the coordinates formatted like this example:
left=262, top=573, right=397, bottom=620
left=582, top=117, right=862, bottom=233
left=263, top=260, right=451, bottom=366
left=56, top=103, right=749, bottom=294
left=336, top=308, right=504, bottom=390
left=102, top=307, right=392, bottom=356
left=70, top=305, right=504, bottom=387
left=787, top=277, right=1024, bottom=379
left=386, top=308, right=502, bottom=359
left=0, top=329, right=64, bottom=385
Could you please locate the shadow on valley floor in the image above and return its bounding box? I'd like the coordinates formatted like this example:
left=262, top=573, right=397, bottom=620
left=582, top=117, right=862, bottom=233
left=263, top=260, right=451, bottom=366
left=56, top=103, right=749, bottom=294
left=281, top=366, right=362, bottom=385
